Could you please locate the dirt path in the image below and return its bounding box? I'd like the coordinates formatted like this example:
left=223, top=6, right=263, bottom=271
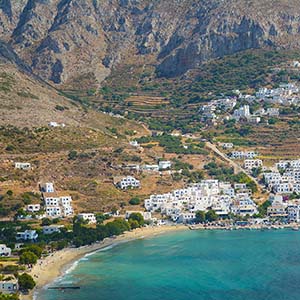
left=205, top=142, right=262, bottom=192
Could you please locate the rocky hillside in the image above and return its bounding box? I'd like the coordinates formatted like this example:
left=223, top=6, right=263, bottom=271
left=0, top=0, right=300, bottom=88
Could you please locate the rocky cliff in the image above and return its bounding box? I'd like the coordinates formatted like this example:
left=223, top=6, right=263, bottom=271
left=1, top=0, right=300, bottom=87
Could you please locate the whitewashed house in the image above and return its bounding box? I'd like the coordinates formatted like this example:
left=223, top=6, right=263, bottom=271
left=0, top=280, right=18, bottom=294
left=114, top=176, right=140, bottom=189
left=26, top=204, right=41, bottom=213
left=287, top=204, right=300, bottom=223
left=43, top=192, right=73, bottom=218
left=16, top=230, right=38, bottom=241
left=244, top=159, right=263, bottom=170
left=15, top=162, right=31, bottom=170
left=78, top=213, right=97, bottom=224
left=159, top=161, right=172, bottom=170
left=40, top=182, right=55, bottom=193
left=0, top=244, right=11, bottom=257
left=42, top=225, right=64, bottom=235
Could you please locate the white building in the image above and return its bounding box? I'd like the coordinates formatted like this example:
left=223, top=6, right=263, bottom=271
left=287, top=204, right=300, bottom=223
left=40, top=182, right=55, bottom=193
left=16, top=230, right=38, bottom=241
left=129, top=141, right=139, bottom=147
left=221, top=143, right=234, bottom=150
left=42, top=225, right=64, bottom=235
left=26, top=204, right=41, bottom=213
left=78, top=213, right=97, bottom=224
left=145, top=180, right=256, bottom=222
left=244, top=159, right=263, bottom=170
left=0, top=244, right=11, bottom=257
left=0, top=280, right=18, bottom=294
left=177, top=213, right=196, bottom=223
left=115, top=176, right=140, bottom=190
left=159, top=161, right=172, bottom=170
left=233, top=105, right=251, bottom=120
left=43, top=192, right=73, bottom=218
left=49, top=122, right=65, bottom=128
left=15, top=162, right=31, bottom=170
left=230, top=151, right=258, bottom=159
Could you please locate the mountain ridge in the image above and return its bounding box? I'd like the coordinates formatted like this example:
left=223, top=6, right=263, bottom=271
left=0, top=0, right=300, bottom=88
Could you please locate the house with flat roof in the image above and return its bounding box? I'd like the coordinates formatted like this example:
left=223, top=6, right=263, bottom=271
left=0, top=280, right=18, bottom=294
left=0, top=244, right=11, bottom=257
left=16, top=230, right=38, bottom=241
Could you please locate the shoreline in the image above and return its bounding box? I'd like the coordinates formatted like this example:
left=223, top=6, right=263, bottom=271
left=21, top=225, right=187, bottom=300
left=20, top=223, right=299, bottom=300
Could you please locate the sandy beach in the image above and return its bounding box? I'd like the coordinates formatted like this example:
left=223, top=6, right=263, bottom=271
left=21, top=225, right=187, bottom=300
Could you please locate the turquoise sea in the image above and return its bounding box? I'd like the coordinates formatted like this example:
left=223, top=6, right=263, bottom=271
left=39, top=230, right=300, bottom=300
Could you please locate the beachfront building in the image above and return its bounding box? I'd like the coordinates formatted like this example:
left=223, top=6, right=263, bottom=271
left=267, top=205, right=287, bottom=218
left=15, top=162, right=31, bottom=170
left=16, top=230, right=38, bottom=241
left=0, top=280, right=18, bottom=294
left=78, top=213, right=97, bottom=224
left=114, top=176, right=141, bottom=190
left=263, top=160, right=300, bottom=194
left=244, top=159, right=263, bottom=170
left=287, top=204, right=300, bottom=223
left=0, top=244, right=11, bottom=257
left=144, top=179, right=257, bottom=222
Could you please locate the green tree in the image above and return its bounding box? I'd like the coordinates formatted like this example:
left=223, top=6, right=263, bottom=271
left=41, top=218, right=51, bottom=226
left=22, top=245, right=43, bottom=258
left=129, top=197, right=141, bottom=205
left=19, top=251, right=38, bottom=265
left=68, top=150, right=78, bottom=160
left=128, top=213, right=145, bottom=227
left=18, top=273, right=36, bottom=290
left=205, top=210, right=218, bottom=222
left=195, top=211, right=206, bottom=223
left=128, top=219, right=140, bottom=229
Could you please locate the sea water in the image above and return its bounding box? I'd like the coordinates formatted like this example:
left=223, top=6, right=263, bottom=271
left=39, top=230, right=300, bottom=300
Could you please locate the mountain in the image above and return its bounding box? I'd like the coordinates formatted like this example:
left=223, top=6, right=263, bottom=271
left=0, top=0, right=300, bottom=89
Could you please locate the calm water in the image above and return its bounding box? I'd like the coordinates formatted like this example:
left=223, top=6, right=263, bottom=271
left=39, top=230, right=300, bottom=300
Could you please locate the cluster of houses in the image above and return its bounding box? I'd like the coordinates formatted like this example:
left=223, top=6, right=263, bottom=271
left=144, top=180, right=258, bottom=223
left=199, top=81, right=299, bottom=126
left=23, top=182, right=74, bottom=220
left=263, top=159, right=300, bottom=222
left=40, top=183, right=74, bottom=218
left=200, top=98, right=237, bottom=124
left=263, top=160, right=300, bottom=194
left=231, top=104, right=280, bottom=124
left=267, top=194, right=300, bottom=223
left=255, top=83, right=300, bottom=106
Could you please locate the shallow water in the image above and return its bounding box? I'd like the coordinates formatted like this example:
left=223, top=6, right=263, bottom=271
left=39, top=230, right=300, bottom=300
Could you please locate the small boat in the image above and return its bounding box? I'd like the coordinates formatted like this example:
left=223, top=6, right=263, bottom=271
left=292, top=227, right=299, bottom=231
